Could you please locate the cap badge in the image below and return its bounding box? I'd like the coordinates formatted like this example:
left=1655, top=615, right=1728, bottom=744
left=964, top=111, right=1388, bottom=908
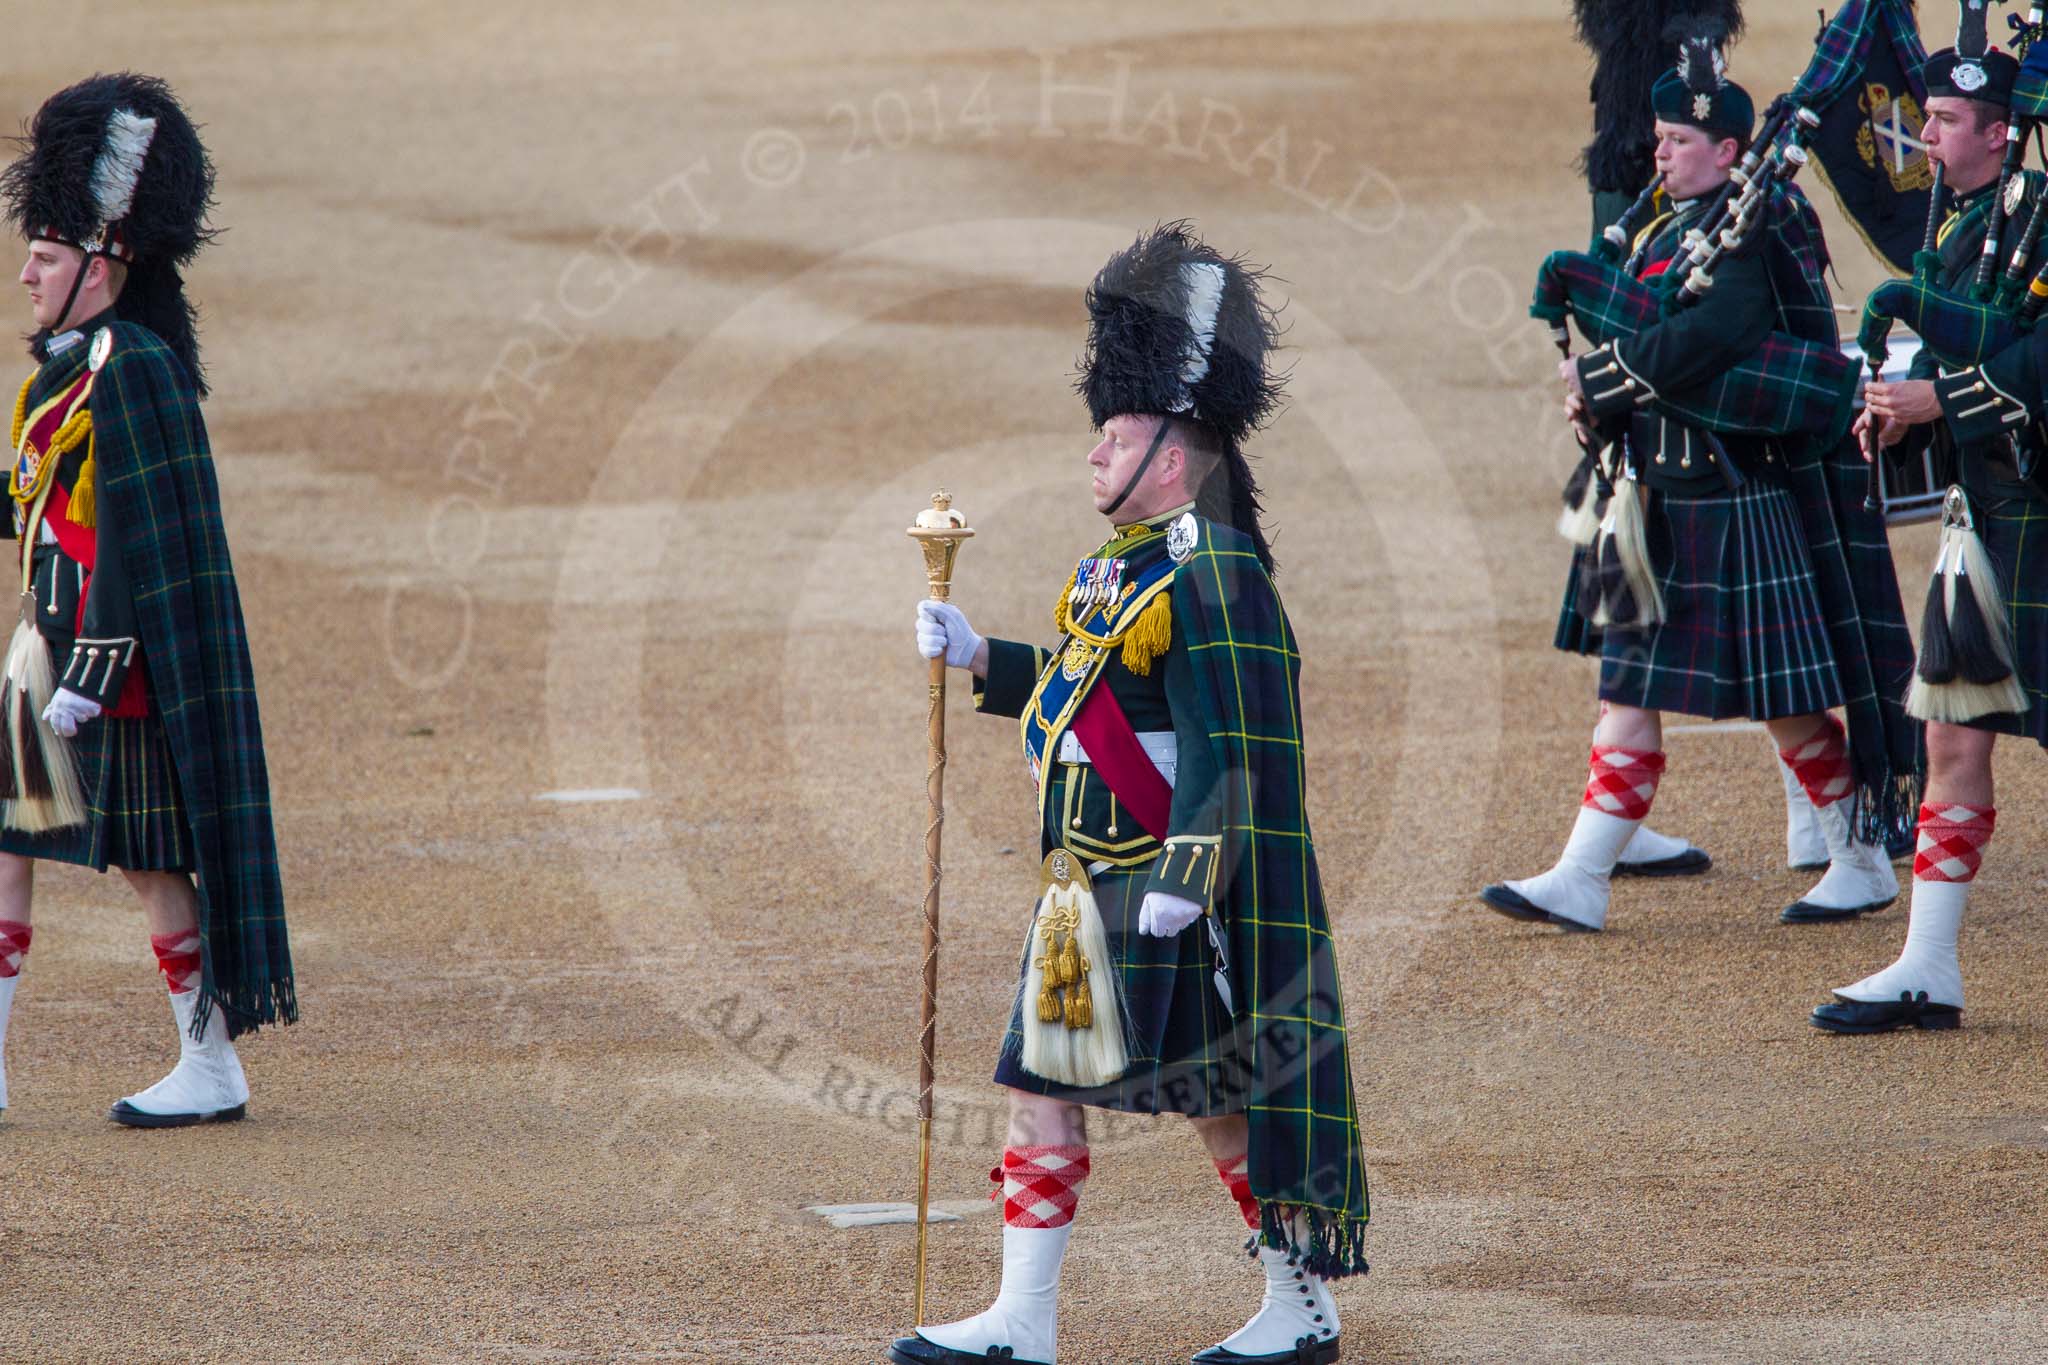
left=1693, top=93, right=1713, bottom=120
left=1954, top=61, right=1988, bottom=93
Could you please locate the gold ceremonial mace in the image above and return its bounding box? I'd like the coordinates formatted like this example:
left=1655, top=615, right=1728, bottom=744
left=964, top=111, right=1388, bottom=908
left=906, top=491, right=973, bottom=1325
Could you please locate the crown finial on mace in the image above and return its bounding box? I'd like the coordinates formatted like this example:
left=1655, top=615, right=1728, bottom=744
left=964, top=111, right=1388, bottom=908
left=908, top=491, right=974, bottom=602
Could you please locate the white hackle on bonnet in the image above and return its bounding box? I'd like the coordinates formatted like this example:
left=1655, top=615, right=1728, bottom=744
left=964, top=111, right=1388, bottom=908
left=88, top=109, right=158, bottom=228
left=1175, top=260, right=1227, bottom=405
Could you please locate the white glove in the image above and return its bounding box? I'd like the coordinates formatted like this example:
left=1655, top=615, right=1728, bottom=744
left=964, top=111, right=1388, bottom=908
left=915, top=599, right=984, bottom=669
left=1138, top=891, right=1204, bottom=938
left=41, top=687, right=102, bottom=738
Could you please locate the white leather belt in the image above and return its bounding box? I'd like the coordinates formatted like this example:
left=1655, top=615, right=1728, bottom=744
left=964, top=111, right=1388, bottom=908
left=1057, top=729, right=1176, bottom=786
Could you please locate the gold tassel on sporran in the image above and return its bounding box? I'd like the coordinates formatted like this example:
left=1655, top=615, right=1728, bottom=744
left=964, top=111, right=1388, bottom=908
left=1018, top=849, right=1129, bottom=1087
left=1906, top=486, right=2027, bottom=724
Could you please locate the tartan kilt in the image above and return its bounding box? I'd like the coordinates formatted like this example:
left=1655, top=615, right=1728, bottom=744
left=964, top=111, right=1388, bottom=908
left=1597, top=479, right=1846, bottom=720
left=1955, top=490, right=2048, bottom=748
left=993, top=860, right=1246, bottom=1116
left=1554, top=545, right=1598, bottom=656
left=0, top=711, right=191, bottom=872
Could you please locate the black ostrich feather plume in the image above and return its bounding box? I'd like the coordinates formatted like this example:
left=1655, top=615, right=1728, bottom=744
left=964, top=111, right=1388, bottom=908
left=1572, top=2, right=1745, bottom=194
left=1, top=73, right=216, bottom=391
left=1076, top=221, right=1287, bottom=572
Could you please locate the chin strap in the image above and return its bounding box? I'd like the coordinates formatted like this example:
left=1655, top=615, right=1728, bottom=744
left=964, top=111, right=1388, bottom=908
left=1100, top=417, right=1175, bottom=518
left=42, top=242, right=99, bottom=345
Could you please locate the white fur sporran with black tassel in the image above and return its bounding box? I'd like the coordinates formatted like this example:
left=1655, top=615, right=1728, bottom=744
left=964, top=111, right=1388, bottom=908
left=1906, top=487, right=2026, bottom=723
left=1557, top=450, right=1608, bottom=547
left=1587, top=475, right=1665, bottom=629
left=0, top=608, right=88, bottom=834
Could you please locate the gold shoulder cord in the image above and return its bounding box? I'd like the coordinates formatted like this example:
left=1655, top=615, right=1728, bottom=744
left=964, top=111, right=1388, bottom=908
left=7, top=376, right=28, bottom=452
left=9, top=374, right=94, bottom=506
left=1049, top=525, right=1168, bottom=636
left=1053, top=576, right=1174, bottom=675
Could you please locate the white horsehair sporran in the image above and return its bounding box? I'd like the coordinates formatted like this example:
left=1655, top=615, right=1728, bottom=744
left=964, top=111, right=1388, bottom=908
left=0, top=448, right=87, bottom=833
left=1017, top=848, right=1130, bottom=1087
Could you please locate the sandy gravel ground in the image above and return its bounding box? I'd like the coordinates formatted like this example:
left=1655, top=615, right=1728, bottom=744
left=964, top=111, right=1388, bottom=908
left=0, top=4, right=2043, bottom=1361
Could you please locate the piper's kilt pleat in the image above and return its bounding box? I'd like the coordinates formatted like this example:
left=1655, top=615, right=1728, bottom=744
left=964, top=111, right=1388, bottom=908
left=1957, top=491, right=2048, bottom=748
left=1597, top=480, right=1844, bottom=720
left=993, top=864, right=1247, bottom=1116
left=0, top=713, right=191, bottom=871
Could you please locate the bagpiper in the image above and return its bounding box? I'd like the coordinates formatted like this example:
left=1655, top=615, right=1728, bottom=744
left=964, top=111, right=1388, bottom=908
left=1829, top=39, right=2048, bottom=1032
left=1564, top=0, right=1870, bottom=885
left=896, top=223, right=1368, bottom=1365
left=0, top=74, right=294, bottom=1124
left=1486, top=27, right=1919, bottom=935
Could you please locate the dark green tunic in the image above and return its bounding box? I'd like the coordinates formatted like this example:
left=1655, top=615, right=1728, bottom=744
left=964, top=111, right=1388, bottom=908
left=1566, top=198, right=1843, bottom=721
left=1910, top=178, right=2048, bottom=504
left=4, top=320, right=293, bottom=1038
left=973, top=508, right=1370, bottom=1278
left=975, top=519, right=1243, bottom=1118
left=1929, top=186, right=2048, bottom=747
left=6, top=314, right=189, bottom=873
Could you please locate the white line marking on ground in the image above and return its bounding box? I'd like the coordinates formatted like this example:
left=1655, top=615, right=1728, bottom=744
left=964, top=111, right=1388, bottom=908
left=805, top=1202, right=964, bottom=1229
left=533, top=788, right=645, bottom=803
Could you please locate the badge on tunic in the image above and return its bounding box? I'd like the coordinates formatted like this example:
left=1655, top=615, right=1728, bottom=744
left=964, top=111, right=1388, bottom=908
left=1954, top=61, right=1987, bottom=94
left=88, top=328, right=113, bottom=373
left=1060, top=641, right=1099, bottom=681
left=1167, top=512, right=1199, bottom=564
left=2007, top=173, right=2030, bottom=217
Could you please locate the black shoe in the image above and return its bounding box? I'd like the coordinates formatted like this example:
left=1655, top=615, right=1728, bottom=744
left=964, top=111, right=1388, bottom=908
left=1193, top=1336, right=1341, bottom=1365
left=1810, top=990, right=1962, bottom=1035
left=1780, top=893, right=1897, bottom=925
left=1885, top=829, right=1915, bottom=862
left=1614, top=847, right=1711, bottom=878
left=1479, top=883, right=1600, bottom=932
left=889, top=1335, right=1044, bottom=1365
left=108, top=1100, right=247, bottom=1129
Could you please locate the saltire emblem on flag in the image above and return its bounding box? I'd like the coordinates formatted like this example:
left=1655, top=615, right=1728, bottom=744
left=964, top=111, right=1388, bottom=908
left=1856, top=83, right=1933, bottom=191
left=1792, top=0, right=1933, bottom=273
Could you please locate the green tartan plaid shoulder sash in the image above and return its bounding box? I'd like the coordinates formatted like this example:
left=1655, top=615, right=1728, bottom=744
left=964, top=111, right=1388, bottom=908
left=1174, top=516, right=1369, bottom=1277
left=89, top=324, right=295, bottom=1038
